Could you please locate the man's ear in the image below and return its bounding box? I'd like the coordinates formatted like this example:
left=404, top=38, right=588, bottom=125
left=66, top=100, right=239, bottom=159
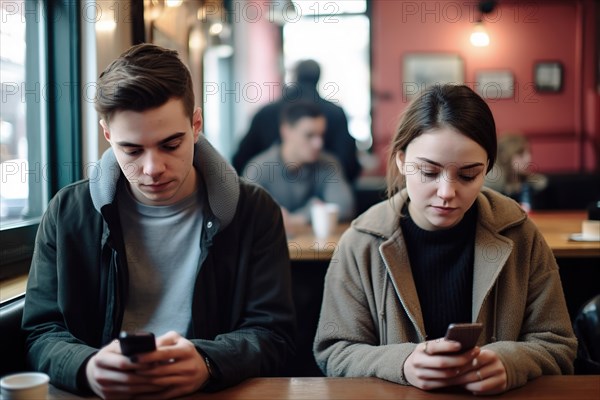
left=395, top=151, right=406, bottom=176
left=192, top=107, right=203, bottom=143
left=280, top=123, right=292, bottom=142
left=100, top=119, right=111, bottom=143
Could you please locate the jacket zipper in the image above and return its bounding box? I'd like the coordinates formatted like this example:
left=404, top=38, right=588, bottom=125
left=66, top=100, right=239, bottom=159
left=111, top=250, right=122, bottom=338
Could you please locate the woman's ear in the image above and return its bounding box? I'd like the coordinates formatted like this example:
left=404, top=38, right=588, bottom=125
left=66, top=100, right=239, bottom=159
left=395, top=151, right=406, bottom=176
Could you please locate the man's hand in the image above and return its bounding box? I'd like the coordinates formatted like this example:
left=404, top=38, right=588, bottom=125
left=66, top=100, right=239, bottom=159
left=281, top=207, right=308, bottom=236
left=85, top=338, right=163, bottom=399
left=85, top=331, right=209, bottom=399
left=133, top=331, right=209, bottom=399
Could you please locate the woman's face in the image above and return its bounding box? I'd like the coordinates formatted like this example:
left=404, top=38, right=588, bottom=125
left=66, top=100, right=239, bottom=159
left=396, top=127, right=488, bottom=231
left=511, top=148, right=532, bottom=175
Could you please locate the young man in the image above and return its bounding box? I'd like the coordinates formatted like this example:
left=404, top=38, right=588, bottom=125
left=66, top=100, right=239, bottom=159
left=22, top=44, right=295, bottom=399
left=232, top=60, right=362, bottom=183
left=243, top=102, right=355, bottom=235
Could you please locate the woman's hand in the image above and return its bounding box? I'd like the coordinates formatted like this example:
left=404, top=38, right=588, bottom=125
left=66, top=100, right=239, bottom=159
left=454, top=349, right=508, bottom=395
left=403, top=339, right=480, bottom=390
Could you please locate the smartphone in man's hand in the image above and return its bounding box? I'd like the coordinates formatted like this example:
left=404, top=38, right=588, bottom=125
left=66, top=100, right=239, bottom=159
left=444, top=323, right=483, bottom=353
left=119, top=331, right=156, bottom=357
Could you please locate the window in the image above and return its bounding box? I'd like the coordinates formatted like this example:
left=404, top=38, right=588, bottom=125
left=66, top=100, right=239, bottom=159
left=1, top=0, right=47, bottom=229
left=1, top=0, right=82, bottom=293
left=1, top=0, right=48, bottom=286
left=291, top=0, right=367, bottom=15
left=283, top=0, right=371, bottom=149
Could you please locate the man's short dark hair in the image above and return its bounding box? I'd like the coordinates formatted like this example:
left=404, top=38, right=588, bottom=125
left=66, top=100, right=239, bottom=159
left=95, top=43, right=194, bottom=123
left=294, top=60, right=320, bottom=85
left=280, top=102, right=324, bottom=127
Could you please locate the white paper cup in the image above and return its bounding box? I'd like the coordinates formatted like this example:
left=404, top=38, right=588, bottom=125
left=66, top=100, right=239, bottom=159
left=582, top=220, right=600, bottom=240
left=0, top=372, right=49, bottom=400
left=311, top=203, right=339, bottom=239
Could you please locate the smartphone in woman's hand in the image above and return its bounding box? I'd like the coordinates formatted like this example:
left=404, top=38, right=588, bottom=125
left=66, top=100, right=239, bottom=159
left=444, top=323, right=483, bottom=353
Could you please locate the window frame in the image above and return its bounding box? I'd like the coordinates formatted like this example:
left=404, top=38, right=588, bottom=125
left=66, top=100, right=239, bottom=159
left=281, top=0, right=373, bottom=147
left=0, top=0, right=82, bottom=287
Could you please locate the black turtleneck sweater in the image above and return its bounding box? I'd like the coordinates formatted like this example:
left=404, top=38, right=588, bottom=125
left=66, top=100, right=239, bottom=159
left=400, top=204, right=478, bottom=340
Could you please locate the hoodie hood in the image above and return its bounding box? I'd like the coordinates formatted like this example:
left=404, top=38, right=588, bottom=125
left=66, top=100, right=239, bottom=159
left=90, top=135, right=240, bottom=231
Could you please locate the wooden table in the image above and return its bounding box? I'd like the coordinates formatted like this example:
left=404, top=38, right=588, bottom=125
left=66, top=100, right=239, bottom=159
left=48, top=376, right=600, bottom=399
left=529, top=211, right=600, bottom=258
left=288, top=211, right=599, bottom=261
left=287, top=224, right=349, bottom=261
left=3, top=212, right=596, bottom=302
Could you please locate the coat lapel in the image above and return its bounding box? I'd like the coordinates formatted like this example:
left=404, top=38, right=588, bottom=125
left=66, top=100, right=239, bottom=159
left=379, top=228, right=427, bottom=341
left=472, top=223, right=513, bottom=322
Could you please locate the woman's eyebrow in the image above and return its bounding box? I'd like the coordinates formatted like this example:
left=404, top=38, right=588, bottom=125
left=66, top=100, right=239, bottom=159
left=416, top=157, right=484, bottom=169
left=460, top=162, right=485, bottom=170
left=416, top=157, right=443, bottom=167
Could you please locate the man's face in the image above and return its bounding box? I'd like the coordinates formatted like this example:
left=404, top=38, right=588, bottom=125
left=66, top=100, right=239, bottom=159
left=100, top=98, right=202, bottom=206
left=281, top=116, right=326, bottom=164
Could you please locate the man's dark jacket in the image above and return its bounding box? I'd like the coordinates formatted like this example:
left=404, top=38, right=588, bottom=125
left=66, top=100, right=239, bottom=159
left=232, top=83, right=361, bottom=182
left=22, top=136, right=296, bottom=394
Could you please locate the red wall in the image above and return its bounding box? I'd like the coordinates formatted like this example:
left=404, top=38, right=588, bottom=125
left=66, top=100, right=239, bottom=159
left=371, top=0, right=599, bottom=174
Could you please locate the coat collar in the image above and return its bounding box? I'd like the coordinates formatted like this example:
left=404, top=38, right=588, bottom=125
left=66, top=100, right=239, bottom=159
left=90, top=135, right=240, bottom=232
left=353, top=188, right=527, bottom=240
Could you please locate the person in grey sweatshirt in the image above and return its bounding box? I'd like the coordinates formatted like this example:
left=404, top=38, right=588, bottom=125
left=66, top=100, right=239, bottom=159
left=244, top=102, right=355, bottom=235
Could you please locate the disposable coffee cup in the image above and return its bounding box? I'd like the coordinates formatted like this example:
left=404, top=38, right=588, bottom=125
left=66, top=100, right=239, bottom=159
left=311, top=203, right=339, bottom=239
left=582, top=220, right=600, bottom=240
left=0, top=372, right=49, bottom=400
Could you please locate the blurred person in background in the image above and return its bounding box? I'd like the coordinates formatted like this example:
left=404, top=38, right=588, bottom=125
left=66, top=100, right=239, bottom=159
left=244, top=102, right=354, bottom=236
left=485, top=133, right=548, bottom=212
left=233, top=59, right=361, bottom=183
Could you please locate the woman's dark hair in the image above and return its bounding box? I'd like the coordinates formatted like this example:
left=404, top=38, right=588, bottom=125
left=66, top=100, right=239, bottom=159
left=387, top=84, right=497, bottom=198
left=95, top=43, right=194, bottom=123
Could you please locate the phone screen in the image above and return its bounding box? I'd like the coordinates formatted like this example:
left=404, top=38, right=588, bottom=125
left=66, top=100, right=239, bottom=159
left=119, top=331, right=156, bottom=356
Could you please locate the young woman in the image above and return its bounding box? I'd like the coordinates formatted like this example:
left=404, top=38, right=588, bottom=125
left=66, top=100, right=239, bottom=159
left=313, top=85, right=576, bottom=395
left=485, top=133, right=548, bottom=212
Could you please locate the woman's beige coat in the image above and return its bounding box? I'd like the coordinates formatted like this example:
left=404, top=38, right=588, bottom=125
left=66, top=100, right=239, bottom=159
left=314, top=188, right=576, bottom=391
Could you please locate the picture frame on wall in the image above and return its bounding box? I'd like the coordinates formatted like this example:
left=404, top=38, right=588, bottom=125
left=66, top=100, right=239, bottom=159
left=402, top=53, right=464, bottom=99
left=534, top=61, right=563, bottom=92
left=475, top=70, right=515, bottom=99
